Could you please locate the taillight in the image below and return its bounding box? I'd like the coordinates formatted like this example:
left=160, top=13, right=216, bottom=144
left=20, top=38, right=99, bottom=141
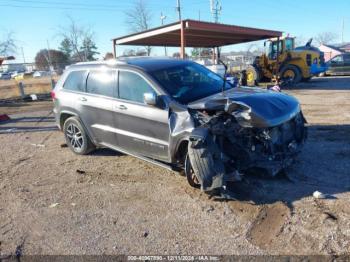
left=50, top=90, right=56, bottom=100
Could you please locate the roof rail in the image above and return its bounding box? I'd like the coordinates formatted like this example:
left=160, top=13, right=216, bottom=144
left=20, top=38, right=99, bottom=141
left=75, top=59, right=127, bottom=66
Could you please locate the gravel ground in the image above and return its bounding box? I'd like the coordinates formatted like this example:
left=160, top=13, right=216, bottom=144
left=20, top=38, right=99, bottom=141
left=0, top=76, right=350, bottom=256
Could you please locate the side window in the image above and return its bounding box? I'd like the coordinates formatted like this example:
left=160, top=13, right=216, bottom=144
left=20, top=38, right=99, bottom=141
left=331, top=55, right=343, bottom=63
left=63, top=71, right=86, bottom=92
left=343, top=55, right=350, bottom=63
left=86, top=70, right=115, bottom=97
left=118, top=71, right=155, bottom=103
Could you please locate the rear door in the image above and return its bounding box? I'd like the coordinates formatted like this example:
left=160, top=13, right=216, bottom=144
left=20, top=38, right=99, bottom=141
left=343, top=54, right=350, bottom=75
left=78, top=68, right=119, bottom=147
left=113, top=69, right=170, bottom=162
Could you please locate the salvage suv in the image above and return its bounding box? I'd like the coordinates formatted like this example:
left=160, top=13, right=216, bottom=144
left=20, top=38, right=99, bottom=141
left=52, top=58, right=307, bottom=193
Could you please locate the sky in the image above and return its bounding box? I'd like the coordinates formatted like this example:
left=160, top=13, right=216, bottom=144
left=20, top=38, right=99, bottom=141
left=1, top=0, right=349, bottom=63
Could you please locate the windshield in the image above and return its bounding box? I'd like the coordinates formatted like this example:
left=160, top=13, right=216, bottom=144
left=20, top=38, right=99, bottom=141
left=149, top=62, right=232, bottom=104
left=285, top=38, right=294, bottom=51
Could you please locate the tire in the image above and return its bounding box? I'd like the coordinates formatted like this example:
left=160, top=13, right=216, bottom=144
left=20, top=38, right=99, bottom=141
left=187, top=134, right=224, bottom=190
left=63, top=116, right=95, bottom=155
left=184, top=153, right=200, bottom=188
left=246, top=65, right=260, bottom=86
left=280, top=65, right=302, bottom=84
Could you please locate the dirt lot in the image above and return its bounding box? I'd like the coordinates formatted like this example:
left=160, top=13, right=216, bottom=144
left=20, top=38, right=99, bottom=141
left=0, top=76, right=350, bottom=256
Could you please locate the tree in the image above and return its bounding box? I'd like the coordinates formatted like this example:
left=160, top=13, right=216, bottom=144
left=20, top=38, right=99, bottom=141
left=80, top=37, right=99, bottom=61
left=0, top=31, right=16, bottom=56
left=200, top=48, right=213, bottom=57
left=58, top=16, right=98, bottom=62
left=172, top=52, right=188, bottom=58
left=172, top=52, right=180, bottom=58
left=104, top=52, right=114, bottom=60
left=191, top=48, right=200, bottom=58
left=35, top=49, right=68, bottom=70
left=122, top=49, right=136, bottom=57
left=315, top=32, right=339, bottom=45
left=294, top=36, right=307, bottom=47
left=59, top=38, right=73, bottom=59
left=124, top=0, right=152, bottom=55
left=135, top=49, right=147, bottom=56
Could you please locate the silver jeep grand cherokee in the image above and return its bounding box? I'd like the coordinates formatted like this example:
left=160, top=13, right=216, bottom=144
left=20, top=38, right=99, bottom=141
left=52, top=58, right=306, bottom=194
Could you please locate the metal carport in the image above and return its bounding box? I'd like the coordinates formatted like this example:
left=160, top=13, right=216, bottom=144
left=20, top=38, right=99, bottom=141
left=112, top=19, right=282, bottom=59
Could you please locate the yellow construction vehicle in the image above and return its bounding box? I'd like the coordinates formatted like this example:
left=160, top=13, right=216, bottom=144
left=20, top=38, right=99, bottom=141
left=246, top=37, right=327, bottom=86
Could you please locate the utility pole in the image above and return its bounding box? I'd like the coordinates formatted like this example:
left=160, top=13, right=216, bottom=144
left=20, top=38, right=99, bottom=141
left=160, top=12, right=168, bottom=56
left=210, top=0, right=221, bottom=23
left=21, top=47, right=26, bottom=64
left=210, top=0, right=222, bottom=64
left=176, top=0, right=181, bottom=21
left=46, top=39, right=54, bottom=89
left=198, top=10, right=201, bottom=21
left=341, top=18, right=345, bottom=44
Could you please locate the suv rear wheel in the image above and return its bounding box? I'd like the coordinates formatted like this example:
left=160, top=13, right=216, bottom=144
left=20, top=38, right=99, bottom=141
left=63, top=116, right=95, bottom=155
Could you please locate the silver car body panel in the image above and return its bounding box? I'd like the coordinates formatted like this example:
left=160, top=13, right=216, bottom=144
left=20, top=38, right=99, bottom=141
left=53, top=59, right=306, bottom=175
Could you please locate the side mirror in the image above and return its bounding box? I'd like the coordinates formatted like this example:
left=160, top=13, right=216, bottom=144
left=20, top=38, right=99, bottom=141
left=144, top=92, right=157, bottom=106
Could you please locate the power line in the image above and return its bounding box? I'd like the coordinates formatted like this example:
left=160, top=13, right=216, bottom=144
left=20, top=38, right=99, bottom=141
left=0, top=3, right=124, bottom=12
left=2, top=0, right=131, bottom=8
left=0, top=0, right=177, bottom=10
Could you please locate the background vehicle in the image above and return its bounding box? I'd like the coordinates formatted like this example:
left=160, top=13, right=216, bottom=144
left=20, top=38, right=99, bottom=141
left=246, top=37, right=327, bottom=86
left=52, top=58, right=306, bottom=193
left=0, top=72, right=11, bottom=80
left=323, top=53, right=350, bottom=76
left=33, top=71, right=50, bottom=78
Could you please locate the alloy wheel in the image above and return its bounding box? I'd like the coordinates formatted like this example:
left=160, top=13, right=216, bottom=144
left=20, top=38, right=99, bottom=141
left=66, top=123, right=84, bottom=150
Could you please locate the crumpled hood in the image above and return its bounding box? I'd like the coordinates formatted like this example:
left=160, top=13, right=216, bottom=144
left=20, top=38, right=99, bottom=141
left=188, top=87, right=301, bottom=128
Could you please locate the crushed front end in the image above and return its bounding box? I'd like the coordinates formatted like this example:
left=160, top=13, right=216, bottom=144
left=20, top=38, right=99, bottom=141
left=185, top=90, right=307, bottom=192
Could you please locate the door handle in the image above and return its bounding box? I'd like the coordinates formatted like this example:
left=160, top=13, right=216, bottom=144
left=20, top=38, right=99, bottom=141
left=118, top=105, right=127, bottom=110
left=79, top=97, right=87, bottom=102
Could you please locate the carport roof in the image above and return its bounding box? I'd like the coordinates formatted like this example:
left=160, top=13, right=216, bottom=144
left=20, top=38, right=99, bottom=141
left=112, top=19, right=282, bottom=48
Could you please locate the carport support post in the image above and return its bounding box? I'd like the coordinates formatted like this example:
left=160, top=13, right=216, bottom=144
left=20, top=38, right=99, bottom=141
left=275, top=36, right=280, bottom=81
left=180, top=20, right=186, bottom=59
left=112, top=40, right=117, bottom=58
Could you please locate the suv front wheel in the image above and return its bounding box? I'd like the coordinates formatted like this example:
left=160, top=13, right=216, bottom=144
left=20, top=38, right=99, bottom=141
left=63, top=116, right=95, bottom=155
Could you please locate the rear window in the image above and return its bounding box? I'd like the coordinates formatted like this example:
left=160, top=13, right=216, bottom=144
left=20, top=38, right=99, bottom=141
left=86, top=70, right=116, bottom=97
left=63, top=70, right=86, bottom=92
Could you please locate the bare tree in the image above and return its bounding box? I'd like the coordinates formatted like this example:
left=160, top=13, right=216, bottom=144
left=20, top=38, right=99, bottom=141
left=124, top=0, right=152, bottom=55
left=122, top=49, right=136, bottom=57
left=315, top=32, right=339, bottom=45
left=0, top=31, right=16, bottom=56
left=58, top=16, right=98, bottom=62
left=294, top=35, right=307, bottom=47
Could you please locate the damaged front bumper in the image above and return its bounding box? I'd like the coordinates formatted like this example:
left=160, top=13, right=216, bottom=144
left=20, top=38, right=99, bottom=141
left=179, top=91, right=307, bottom=192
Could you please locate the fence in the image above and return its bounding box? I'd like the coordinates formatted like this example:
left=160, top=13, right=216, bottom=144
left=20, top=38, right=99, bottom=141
left=0, top=76, right=58, bottom=100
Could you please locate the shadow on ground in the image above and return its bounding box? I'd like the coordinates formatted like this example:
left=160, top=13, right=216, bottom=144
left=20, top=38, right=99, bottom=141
left=0, top=115, right=57, bottom=134
left=288, top=76, right=350, bottom=91
left=224, top=124, right=350, bottom=207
